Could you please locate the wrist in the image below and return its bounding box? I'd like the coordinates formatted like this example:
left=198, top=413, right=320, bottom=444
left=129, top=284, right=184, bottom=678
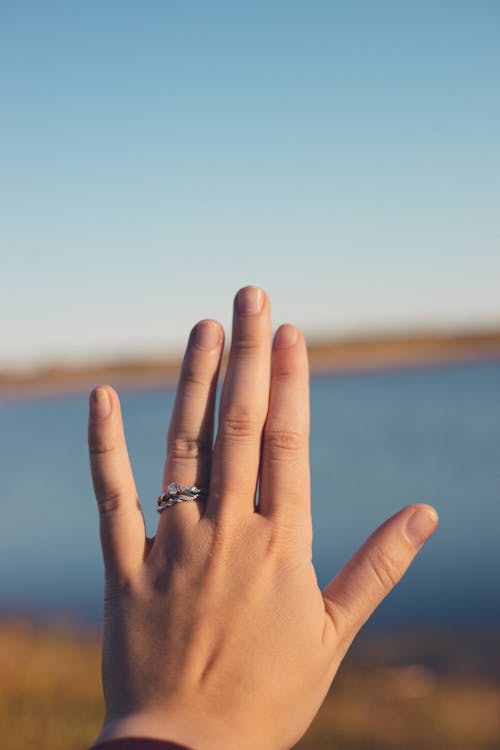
left=94, top=708, right=252, bottom=750
left=93, top=739, right=192, bottom=750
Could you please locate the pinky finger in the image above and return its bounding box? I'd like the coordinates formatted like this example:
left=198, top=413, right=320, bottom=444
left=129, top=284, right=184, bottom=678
left=88, top=386, right=146, bottom=581
left=322, top=504, right=438, bottom=643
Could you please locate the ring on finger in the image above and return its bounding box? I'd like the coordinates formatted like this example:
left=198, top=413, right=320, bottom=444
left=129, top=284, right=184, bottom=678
left=157, top=482, right=208, bottom=513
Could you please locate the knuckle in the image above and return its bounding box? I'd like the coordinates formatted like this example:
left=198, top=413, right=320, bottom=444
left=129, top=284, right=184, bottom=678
left=272, top=367, right=297, bottom=382
left=252, top=515, right=310, bottom=565
left=272, top=515, right=313, bottom=552
left=103, top=573, right=136, bottom=604
left=221, top=409, right=261, bottom=440
left=179, top=365, right=212, bottom=389
left=265, top=425, right=305, bottom=457
left=198, top=515, right=241, bottom=568
left=95, top=489, right=126, bottom=515
left=103, top=579, right=125, bottom=605
left=260, top=522, right=292, bottom=559
left=367, top=545, right=400, bottom=590
left=232, top=336, right=261, bottom=357
left=89, top=437, right=115, bottom=456
left=167, top=434, right=212, bottom=461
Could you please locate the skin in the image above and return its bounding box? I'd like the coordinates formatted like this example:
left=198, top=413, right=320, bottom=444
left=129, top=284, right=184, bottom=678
left=88, top=286, right=438, bottom=750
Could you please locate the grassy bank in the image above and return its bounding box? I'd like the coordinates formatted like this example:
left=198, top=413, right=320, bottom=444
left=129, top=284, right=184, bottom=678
left=1, top=621, right=499, bottom=749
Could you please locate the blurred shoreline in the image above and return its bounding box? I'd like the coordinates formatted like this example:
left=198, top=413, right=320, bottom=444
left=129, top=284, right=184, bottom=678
left=2, top=328, right=500, bottom=400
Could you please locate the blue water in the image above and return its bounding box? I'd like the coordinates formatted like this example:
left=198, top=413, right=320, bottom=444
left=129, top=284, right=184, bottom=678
left=1, top=361, right=499, bottom=629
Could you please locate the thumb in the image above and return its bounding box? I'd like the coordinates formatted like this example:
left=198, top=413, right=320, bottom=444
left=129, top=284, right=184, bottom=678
left=322, top=504, right=438, bottom=642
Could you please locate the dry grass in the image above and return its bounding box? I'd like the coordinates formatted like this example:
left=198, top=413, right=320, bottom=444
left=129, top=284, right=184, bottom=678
left=296, top=668, right=500, bottom=750
left=0, top=620, right=102, bottom=750
left=0, top=621, right=499, bottom=750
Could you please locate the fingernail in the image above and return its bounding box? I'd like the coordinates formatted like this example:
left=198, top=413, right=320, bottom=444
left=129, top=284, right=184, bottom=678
left=194, top=320, right=220, bottom=351
left=237, top=286, right=263, bottom=315
left=90, top=387, right=111, bottom=419
left=405, top=507, right=438, bottom=546
left=274, top=324, right=297, bottom=349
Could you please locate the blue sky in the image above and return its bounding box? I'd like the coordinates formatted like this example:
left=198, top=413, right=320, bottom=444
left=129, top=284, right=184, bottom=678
left=1, top=1, right=499, bottom=367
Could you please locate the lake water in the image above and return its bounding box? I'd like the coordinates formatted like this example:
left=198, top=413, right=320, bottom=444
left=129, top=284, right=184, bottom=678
left=1, top=360, right=499, bottom=629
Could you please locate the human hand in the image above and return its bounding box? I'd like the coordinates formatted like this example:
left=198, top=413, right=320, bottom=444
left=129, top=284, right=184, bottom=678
left=88, top=286, right=438, bottom=750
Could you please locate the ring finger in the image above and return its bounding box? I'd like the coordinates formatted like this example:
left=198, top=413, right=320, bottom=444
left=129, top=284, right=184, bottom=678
left=156, top=319, right=224, bottom=539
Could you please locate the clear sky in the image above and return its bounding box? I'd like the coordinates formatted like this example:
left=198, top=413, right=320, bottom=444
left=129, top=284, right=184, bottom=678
left=1, top=1, right=499, bottom=368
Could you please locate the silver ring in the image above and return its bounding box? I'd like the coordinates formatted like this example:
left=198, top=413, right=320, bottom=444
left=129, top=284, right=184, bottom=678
left=157, top=482, right=208, bottom=513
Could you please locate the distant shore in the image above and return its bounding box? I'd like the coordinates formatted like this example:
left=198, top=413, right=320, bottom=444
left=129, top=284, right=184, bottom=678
left=2, top=328, right=500, bottom=400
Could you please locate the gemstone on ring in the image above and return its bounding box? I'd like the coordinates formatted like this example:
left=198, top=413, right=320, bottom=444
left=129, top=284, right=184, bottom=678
left=157, top=483, right=208, bottom=513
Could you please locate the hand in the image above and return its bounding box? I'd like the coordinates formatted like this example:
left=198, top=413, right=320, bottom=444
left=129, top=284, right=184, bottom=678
left=88, top=286, right=438, bottom=750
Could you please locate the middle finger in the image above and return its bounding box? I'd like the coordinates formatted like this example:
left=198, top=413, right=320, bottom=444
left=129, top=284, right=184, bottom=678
left=207, top=286, right=271, bottom=519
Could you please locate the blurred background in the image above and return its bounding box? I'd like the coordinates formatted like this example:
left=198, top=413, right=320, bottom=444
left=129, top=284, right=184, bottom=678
left=1, top=2, right=499, bottom=748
